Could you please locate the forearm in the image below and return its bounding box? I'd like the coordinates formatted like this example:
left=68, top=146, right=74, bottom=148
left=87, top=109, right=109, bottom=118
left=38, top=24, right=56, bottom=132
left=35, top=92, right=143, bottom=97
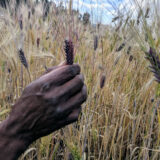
left=0, top=117, right=30, bottom=160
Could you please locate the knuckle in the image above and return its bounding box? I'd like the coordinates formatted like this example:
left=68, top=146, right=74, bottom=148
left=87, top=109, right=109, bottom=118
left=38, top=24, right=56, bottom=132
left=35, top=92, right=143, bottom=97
left=68, top=67, right=75, bottom=77
left=74, top=116, right=79, bottom=122
left=55, top=106, right=62, bottom=114
left=40, top=82, right=51, bottom=92
left=67, top=65, right=80, bottom=76
left=73, top=64, right=81, bottom=71
left=73, top=108, right=82, bottom=121
left=44, top=97, right=58, bottom=106
left=77, top=107, right=82, bottom=115
left=81, top=85, right=87, bottom=101
left=77, top=74, right=84, bottom=85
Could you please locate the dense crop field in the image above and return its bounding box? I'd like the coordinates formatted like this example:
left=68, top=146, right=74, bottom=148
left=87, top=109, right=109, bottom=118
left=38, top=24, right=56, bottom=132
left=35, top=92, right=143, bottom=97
left=1, top=0, right=160, bottom=159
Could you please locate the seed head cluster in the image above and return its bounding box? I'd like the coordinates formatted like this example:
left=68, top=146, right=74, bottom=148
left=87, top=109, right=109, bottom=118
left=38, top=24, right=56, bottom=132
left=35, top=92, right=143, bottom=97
left=100, top=74, right=106, bottom=89
left=18, top=49, right=28, bottom=69
left=37, top=38, right=40, bottom=48
left=64, top=40, right=74, bottom=65
left=94, top=35, right=98, bottom=51
left=127, top=46, right=132, bottom=54
left=116, top=43, right=125, bottom=52
left=145, top=47, right=160, bottom=83
left=19, top=19, right=23, bottom=30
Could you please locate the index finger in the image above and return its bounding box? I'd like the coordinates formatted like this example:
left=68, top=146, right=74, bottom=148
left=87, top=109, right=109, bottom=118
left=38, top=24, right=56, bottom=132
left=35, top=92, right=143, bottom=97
left=44, top=61, right=66, bottom=74
left=39, top=64, right=81, bottom=87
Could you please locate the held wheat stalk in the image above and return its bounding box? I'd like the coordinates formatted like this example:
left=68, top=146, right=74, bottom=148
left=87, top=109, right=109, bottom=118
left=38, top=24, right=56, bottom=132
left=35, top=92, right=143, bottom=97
left=64, top=40, right=74, bottom=65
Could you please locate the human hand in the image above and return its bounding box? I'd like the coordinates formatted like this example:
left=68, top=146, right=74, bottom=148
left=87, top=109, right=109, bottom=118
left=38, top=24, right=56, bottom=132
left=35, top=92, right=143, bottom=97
left=4, top=64, right=87, bottom=144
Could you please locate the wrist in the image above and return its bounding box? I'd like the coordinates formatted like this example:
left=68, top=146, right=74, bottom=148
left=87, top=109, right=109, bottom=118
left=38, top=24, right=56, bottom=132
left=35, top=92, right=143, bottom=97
left=0, top=115, right=31, bottom=160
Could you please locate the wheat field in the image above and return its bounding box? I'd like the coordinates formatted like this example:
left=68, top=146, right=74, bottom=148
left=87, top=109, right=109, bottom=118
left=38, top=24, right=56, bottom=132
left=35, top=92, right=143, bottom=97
left=0, top=0, right=160, bottom=159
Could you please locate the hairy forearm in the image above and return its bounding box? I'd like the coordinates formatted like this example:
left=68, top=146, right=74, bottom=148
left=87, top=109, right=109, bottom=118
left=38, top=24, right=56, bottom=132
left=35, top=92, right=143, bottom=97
left=0, top=117, right=30, bottom=160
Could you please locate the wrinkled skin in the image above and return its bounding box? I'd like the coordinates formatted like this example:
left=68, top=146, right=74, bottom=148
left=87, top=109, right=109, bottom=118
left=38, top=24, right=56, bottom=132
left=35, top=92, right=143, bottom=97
left=0, top=64, right=87, bottom=160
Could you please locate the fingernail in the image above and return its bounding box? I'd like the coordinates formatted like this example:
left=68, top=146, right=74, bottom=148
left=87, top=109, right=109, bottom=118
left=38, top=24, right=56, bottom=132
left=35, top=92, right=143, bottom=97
left=73, top=64, right=80, bottom=74
left=69, top=65, right=80, bottom=76
left=79, top=74, right=84, bottom=81
left=82, top=85, right=87, bottom=100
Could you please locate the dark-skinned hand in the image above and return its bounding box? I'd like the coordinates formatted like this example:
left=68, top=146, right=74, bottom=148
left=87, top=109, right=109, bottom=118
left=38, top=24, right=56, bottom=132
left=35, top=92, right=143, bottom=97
left=0, top=63, right=87, bottom=160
